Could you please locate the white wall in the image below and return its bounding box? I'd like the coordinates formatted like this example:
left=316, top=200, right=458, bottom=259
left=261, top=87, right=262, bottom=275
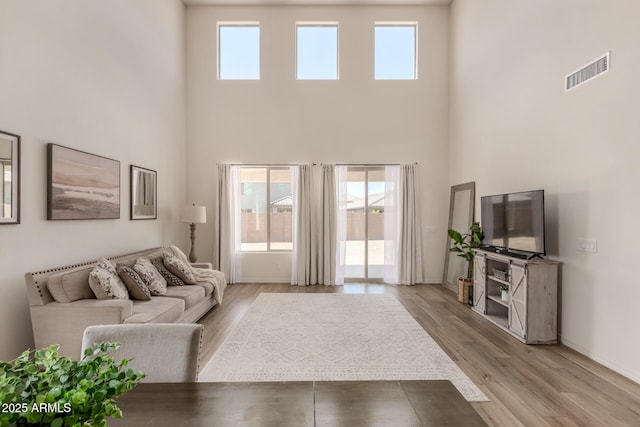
left=0, top=0, right=186, bottom=360
left=186, top=5, right=450, bottom=283
left=450, top=0, right=640, bottom=382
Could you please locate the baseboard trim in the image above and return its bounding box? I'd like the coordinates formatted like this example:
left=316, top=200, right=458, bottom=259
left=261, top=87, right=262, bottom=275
left=559, top=335, right=640, bottom=385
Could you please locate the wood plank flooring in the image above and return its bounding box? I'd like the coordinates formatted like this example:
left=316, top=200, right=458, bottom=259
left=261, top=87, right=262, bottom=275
left=198, top=283, right=640, bottom=427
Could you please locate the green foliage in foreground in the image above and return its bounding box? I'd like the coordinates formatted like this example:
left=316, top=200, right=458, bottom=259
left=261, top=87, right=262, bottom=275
left=0, top=342, right=145, bottom=427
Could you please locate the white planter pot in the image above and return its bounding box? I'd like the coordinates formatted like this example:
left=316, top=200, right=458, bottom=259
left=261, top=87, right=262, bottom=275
left=501, top=290, right=509, bottom=302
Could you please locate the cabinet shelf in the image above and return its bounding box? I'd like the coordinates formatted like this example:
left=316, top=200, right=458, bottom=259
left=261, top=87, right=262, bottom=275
left=484, top=313, right=509, bottom=329
left=487, top=294, right=509, bottom=307
left=487, top=275, right=510, bottom=286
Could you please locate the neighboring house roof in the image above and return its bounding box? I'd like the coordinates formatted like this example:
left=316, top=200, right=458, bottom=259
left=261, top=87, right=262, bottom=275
left=271, top=195, right=293, bottom=207
left=346, top=192, right=387, bottom=210
left=269, top=193, right=388, bottom=210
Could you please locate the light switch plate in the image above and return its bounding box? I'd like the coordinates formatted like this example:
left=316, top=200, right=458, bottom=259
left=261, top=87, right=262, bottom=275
left=576, top=238, right=598, bottom=253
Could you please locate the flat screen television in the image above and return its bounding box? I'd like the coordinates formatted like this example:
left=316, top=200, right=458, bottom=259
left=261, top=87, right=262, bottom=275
left=480, top=189, right=545, bottom=259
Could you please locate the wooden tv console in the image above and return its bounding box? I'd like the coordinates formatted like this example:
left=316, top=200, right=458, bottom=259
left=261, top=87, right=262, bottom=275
left=472, top=249, right=559, bottom=344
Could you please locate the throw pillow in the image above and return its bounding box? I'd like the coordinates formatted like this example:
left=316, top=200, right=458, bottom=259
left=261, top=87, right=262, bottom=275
left=96, top=257, right=118, bottom=276
left=133, top=257, right=167, bottom=295
left=88, top=266, right=129, bottom=300
left=117, top=265, right=151, bottom=301
left=163, top=253, right=197, bottom=285
left=150, top=256, right=186, bottom=286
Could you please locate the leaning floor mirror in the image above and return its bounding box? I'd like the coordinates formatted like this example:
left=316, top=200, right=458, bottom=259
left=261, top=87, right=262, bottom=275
left=0, top=130, right=20, bottom=225
left=442, top=182, right=475, bottom=292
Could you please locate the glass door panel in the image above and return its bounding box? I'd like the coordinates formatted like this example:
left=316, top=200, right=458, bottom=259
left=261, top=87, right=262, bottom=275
left=344, top=169, right=365, bottom=278
left=367, top=168, right=385, bottom=279
left=344, top=167, right=386, bottom=280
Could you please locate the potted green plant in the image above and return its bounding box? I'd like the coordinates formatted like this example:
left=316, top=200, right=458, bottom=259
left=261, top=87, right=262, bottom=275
left=497, top=283, right=510, bottom=301
left=0, top=342, right=144, bottom=427
left=448, top=222, right=484, bottom=303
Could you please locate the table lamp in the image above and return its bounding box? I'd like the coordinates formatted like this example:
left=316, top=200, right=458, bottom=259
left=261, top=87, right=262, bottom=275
left=180, top=204, right=206, bottom=263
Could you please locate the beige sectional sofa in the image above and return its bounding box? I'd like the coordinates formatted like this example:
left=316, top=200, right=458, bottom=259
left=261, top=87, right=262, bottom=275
left=24, top=247, right=225, bottom=359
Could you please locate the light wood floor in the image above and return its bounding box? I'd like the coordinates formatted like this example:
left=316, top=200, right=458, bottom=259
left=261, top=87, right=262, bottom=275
left=198, top=283, right=640, bottom=427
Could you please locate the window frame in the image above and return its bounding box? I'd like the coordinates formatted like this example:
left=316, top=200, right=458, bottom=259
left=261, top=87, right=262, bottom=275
left=238, top=166, right=293, bottom=253
left=374, top=21, right=418, bottom=80
left=217, top=21, right=261, bottom=81
left=295, top=21, right=340, bottom=81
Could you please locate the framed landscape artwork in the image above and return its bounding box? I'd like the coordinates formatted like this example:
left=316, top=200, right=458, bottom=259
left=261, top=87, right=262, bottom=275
left=47, top=144, right=120, bottom=220
left=130, top=165, right=157, bottom=220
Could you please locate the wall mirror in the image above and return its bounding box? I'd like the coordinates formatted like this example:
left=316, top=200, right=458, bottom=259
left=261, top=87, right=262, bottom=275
left=0, top=130, right=20, bottom=224
left=130, top=165, right=157, bottom=220
left=442, top=182, right=475, bottom=291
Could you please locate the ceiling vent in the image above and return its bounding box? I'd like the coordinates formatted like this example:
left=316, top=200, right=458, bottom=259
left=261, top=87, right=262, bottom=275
left=565, top=52, right=610, bottom=92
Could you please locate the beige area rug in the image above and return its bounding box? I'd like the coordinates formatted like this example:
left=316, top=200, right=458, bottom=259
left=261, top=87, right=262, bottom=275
left=199, top=293, right=488, bottom=402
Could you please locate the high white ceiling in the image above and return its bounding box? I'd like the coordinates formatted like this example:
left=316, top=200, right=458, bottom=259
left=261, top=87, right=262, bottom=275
left=184, top=0, right=450, bottom=6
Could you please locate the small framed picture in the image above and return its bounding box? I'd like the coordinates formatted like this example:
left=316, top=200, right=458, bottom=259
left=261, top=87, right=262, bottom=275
left=130, top=165, right=157, bottom=220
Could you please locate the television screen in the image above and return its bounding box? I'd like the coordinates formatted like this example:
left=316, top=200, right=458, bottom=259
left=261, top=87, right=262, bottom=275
left=481, top=190, right=545, bottom=256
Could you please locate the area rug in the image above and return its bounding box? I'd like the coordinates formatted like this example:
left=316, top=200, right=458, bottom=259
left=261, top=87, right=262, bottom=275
left=199, top=293, right=488, bottom=402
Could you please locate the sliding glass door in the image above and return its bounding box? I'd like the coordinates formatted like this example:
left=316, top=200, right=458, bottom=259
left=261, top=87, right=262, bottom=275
left=343, top=167, right=386, bottom=281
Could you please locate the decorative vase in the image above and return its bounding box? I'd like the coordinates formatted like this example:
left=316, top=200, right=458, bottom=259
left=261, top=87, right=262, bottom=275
left=501, top=290, right=509, bottom=301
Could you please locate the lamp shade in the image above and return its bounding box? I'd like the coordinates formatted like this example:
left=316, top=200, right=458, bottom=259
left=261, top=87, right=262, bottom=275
left=180, top=205, right=206, bottom=224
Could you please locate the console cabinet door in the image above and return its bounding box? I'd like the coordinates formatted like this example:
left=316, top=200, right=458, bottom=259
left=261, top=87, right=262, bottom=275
left=473, top=255, right=486, bottom=313
left=509, top=264, right=527, bottom=338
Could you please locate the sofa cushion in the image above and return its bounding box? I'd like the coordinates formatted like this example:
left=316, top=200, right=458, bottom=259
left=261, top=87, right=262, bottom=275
left=124, top=297, right=185, bottom=324
left=89, top=266, right=129, bottom=300
left=163, top=254, right=197, bottom=285
left=117, top=265, right=151, bottom=301
left=193, top=281, right=214, bottom=296
left=164, top=285, right=205, bottom=310
left=47, top=268, right=94, bottom=303
left=151, top=257, right=186, bottom=286
left=133, top=257, right=167, bottom=296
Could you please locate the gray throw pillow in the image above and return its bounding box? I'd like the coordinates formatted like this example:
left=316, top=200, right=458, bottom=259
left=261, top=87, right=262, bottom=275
left=150, top=257, right=186, bottom=286
left=117, top=265, right=151, bottom=301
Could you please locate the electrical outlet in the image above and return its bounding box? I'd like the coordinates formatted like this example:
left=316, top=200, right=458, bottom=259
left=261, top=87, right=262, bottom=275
left=576, top=238, right=598, bottom=253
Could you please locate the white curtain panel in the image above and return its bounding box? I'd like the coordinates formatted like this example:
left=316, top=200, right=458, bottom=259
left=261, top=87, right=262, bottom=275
left=292, top=164, right=338, bottom=286
left=291, top=164, right=313, bottom=286
left=397, top=164, right=424, bottom=285
left=383, top=165, right=400, bottom=284
left=318, top=164, right=338, bottom=285
left=216, top=164, right=240, bottom=284
left=334, top=165, right=349, bottom=285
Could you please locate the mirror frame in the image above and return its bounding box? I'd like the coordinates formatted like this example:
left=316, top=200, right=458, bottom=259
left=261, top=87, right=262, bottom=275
left=442, top=181, right=475, bottom=292
left=130, top=165, right=157, bottom=220
left=0, top=130, right=20, bottom=225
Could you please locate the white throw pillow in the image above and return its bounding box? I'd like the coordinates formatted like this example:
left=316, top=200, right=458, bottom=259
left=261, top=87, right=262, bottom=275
left=88, top=266, right=129, bottom=300
left=96, top=257, right=118, bottom=276
left=133, top=257, right=167, bottom=295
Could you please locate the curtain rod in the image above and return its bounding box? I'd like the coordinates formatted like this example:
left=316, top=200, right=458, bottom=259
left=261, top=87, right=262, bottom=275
left=216, top=163, right=316, bottom=166
left=329, top=163, right=419, bottom=166
left=215, top=163, right=418, bottom=166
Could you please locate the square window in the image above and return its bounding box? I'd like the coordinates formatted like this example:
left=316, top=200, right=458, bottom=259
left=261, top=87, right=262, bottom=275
left=218, top=24, right=260, bottom=80
left=375, top=24, right=416, bottom=80
left=296, top=24, right=338, bottom=80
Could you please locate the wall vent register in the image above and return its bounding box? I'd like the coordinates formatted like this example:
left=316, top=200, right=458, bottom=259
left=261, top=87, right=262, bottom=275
left=565, top=51, right=610, bottom=92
